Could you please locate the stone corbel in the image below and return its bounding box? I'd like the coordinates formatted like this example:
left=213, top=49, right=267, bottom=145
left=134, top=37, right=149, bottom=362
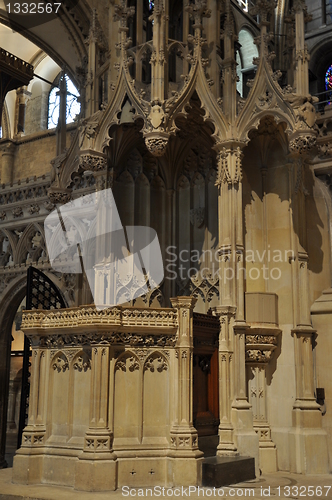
left=143, top=130, right=170, bottom=157
left=288, top=130, right=317, bottom=158
left=78, top=150, right=108, bottom=173
left=245, top=327, right=280, bottom=364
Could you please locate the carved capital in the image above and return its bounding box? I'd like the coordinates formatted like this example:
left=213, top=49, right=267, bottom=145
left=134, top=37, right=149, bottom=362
left=215, top=145, right=244, bottom=186
left=170, top=296, right=197, bottom=311
left=0, top=140, right=16, bottom=156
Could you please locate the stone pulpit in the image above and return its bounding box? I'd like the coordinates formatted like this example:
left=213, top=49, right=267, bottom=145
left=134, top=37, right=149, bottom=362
left=12, top=298, right=203, bottom=491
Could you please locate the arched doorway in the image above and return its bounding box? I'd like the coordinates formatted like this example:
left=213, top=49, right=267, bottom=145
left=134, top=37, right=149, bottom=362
left=0, top=278, right=27, bottom=469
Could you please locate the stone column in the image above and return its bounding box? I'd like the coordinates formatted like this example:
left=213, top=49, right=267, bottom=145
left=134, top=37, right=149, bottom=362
left=169, top=296, right=203, bottom=486
left=86, top=10, right=98, bottom=117
left=1, top=141, right=15, bottom=185
left=56, top=72, right=67, bottom=157
left=75, top=345, right=117, bottom=491
left=214, top=144, right=258, bottom=466
left=12, top=346, right=48, bottom=484
left=293, top=0, right=310, bottom=96
left=287, top=144, right=329, bottom=474
left=150, top=1, right=166, bottom=103
left=16, top=88, right=31, bottom=135
left=134, top=0, right=143, bottom=81
left=205, top=0, right=220, bottom=100
left=212, top=306, right=237, bottom=454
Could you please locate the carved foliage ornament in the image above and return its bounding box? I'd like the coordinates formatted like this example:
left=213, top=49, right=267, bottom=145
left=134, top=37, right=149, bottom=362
left=52, top=353, right=69, bottom=372
left=289, top=135, right=316, bottom=154
left=29, top=332, right=178, bottom=349
left=215, top=147, right=243, bottom=185
left=79, top=154, right=107, bottom=172
left=144, top=136, right=169, bottom=157
left=144, top=355, right=168, bottom=372
left=48, top=188, right=72, bottom=205
left=245, top=332, right=278, bottom=364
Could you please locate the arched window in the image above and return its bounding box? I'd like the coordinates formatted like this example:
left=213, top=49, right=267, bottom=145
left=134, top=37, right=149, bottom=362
left=325, top=65, right=332, bottom=92
left=48, top=74, right=80, bottom=129
left=325, top=65, right=332, bottom=105
left=236, top=29, right=259, bottom=98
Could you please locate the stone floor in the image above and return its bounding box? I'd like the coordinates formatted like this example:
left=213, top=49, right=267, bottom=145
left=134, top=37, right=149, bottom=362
left=0, top=468, right=331, bottom=500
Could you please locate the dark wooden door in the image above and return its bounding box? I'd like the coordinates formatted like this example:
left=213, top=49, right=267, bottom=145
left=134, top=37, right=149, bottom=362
left=193, top=313, right=219, bottom=436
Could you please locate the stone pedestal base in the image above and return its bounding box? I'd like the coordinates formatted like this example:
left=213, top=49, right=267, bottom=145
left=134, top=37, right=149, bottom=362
left=216, top=425, right=238, bottom=456
left=259, top=444, right=277, bottom=473
left=170, top=457, right=203, bottom=487
left=232, top=406, right=259, bottom=476
left=13, top=451, right=204, bottom=489
left=289, top=407, right=329, bottom=474
left=12, top=454, right=43, bottom=484
left=75, top=458, right=117, bottom=491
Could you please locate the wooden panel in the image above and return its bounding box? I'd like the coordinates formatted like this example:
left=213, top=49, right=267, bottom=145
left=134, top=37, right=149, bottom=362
left=193, top=312, right=220, bottom=436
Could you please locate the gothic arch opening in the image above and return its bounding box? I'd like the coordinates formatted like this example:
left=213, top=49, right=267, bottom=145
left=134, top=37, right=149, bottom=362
left=0, top=278, right=26, bottom=468
left=236, top=28, right=258, bottom=98
left=169, top=92, right=219, bottom=313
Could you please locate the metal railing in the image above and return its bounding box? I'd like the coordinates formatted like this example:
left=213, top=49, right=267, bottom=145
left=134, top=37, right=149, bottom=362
left=312, top=89, right=332, bottom=113
left=0, top=48, right=33, bottom=77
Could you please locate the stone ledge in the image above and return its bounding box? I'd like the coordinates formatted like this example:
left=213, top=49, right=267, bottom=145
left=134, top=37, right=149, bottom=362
left=1, top=468, right=332, bottom=499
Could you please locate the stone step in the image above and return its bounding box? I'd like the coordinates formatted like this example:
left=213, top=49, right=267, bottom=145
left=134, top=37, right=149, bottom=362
left=202, top=456, right=256, bottom=487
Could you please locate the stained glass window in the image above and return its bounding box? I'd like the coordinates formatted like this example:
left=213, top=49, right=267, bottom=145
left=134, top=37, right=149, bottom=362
left=149, top=1, right=154, bottom=10
left=48, top=74, right=80, bottom=129
left=325, top=66, right=332, bottom=92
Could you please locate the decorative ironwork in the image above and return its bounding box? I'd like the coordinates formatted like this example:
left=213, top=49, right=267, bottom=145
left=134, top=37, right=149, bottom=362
left=26, top=266, right=67, bottom=311
left=17, top=266, right=67, bottom=447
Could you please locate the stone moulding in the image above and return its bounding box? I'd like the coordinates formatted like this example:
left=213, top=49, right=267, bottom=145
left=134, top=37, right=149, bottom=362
left=29, top=331, right=178, bottom=348
left=21, top=305, right=179, bottom=337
